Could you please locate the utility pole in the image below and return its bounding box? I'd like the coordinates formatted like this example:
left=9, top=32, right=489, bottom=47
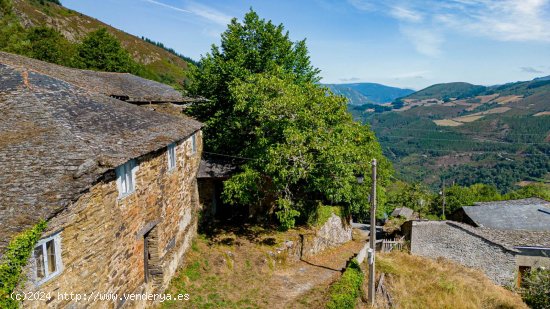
left=442, top=180, right=446, bottom=219
left=368, top=158, right=377, bottom=306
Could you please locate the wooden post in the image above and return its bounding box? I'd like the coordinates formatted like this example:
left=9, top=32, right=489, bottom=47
left=368, top=159, right=377, bottom=306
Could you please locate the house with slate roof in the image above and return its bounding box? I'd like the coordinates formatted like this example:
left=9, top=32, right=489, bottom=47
left=0, top=52, right=203, bottom=308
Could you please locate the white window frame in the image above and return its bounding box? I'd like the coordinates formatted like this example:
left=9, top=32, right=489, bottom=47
left=33, top=233, right=63, bottom=286
left=116, top=159, right=137, bottom=198
left=191, top=133, right=197, bottom=154
left=167, top=143, right=177, bottom=171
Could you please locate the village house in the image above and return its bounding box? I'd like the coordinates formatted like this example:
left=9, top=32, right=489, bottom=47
left=403, top=198, right=550, bottom=286
left=0, top=52, right=203, bottom=308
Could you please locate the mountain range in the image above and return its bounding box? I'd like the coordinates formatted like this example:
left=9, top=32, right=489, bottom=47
left=347, top=76, right=550, bottom=192
left=325, top=82, right=414, bottom=105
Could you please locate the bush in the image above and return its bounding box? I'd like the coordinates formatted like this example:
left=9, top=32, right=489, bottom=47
left=0, top=221, right=47, bottom=308
left=326, top=259, right=364, bottom=309
left=521, top=268, right=550, bottom=309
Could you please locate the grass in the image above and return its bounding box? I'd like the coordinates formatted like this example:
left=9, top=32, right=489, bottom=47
left=326, top=259, right=364, bottom=309
left=160, top=226, right=333, bottom=309
left=375, top=252, right=528, bottom=309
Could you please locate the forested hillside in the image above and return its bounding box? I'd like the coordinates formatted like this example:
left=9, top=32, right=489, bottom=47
left=351, top=77, right=550, bottom=192
left=1, top=0, right=194, bottom=87
left=325, top=82, right=414, bottom=105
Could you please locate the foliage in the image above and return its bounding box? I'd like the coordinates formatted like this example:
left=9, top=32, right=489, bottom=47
left=520, top=268, right=550, bottom=309
left=25, top=26, right=74, bottom=65
left=189, top=9, right=390, bottom=228
left=221, top=72, right=390, bottom=228
left=187, top=9, right=321, bottom=154
left=75, top=28, right=138, bottom=73
left=385, top=181, right=433, bottom=216
left=505, top=183, right=550, bottom=201
left=306, top=204, right=341, bottom=228
left=0, top=0, right=29, bottom=54
left=0, top=221, right=47, bottom=309
left=326, top=259, right=363, bottom=309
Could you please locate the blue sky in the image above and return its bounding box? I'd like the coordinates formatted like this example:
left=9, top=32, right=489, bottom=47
left=62, top=0, right=550, bottom=90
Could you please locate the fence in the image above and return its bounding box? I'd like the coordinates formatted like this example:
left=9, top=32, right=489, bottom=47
left=381, top=237, right=405, bottom=253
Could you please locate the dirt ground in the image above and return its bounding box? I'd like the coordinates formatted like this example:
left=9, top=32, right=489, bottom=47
left=161, top=225, right=365, bottom=308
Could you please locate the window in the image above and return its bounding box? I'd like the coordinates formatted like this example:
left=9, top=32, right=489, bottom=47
left=167, top=143, right=176, bottom=171
left=191, top=133, right=197, bottom=154
left=116, top=159, right=136, bottom=197
left=34, top=233, right=62, bottom=285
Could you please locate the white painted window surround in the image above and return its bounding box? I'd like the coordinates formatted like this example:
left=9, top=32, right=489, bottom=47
left=33, top=233, right=62, bottom=286
left=116, top=159, right=137, bottom=197
left=167, top=143, right=176, bottom=171
left=191, top=134, right=197, bottom=154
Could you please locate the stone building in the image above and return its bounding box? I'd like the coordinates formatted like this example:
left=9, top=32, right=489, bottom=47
left=403, top=220, right=550, bottom=286
left=0, top=52, right=203, bottom=308
left=452, top=197, right=550, bottom=231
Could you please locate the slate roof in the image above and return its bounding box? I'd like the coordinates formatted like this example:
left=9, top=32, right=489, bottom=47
left=391, top=207, right=414, bottom=219
left=0, top=51, right=198, bottom=103
left=198, top=155, right=239, bottom=179
left=0, top=61, right=202, bottom=254
left=461, top=198, right=550, bottom=231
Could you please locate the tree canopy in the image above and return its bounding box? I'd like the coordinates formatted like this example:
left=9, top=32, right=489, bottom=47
left=75, top=28, right=137, bottom=73
left=188, top=10, right=390, bottom=228
left=187, top=10, right=321, bottom=154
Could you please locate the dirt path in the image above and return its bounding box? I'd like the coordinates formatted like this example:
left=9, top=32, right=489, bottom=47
left=267, top=240, right=365, bottom=308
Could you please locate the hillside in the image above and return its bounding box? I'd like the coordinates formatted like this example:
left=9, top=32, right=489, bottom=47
left=402, top=82, right=486, bottom=100
left=10, top=0, right=192, bottom=85
left=326, top=82, right=414, bottom=105
left=352, top=76, right=550, bottom=192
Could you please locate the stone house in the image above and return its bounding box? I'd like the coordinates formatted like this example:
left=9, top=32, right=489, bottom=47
left=0, top=52, right=203, bottom=308
left=403, top=220, right=550, bottom=286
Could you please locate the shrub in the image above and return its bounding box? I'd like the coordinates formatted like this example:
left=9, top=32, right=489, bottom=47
left=521, top=268, right=550, bottom=309
left=0, top=221, right=47, bottom=308
left=326, top=259, right=364, bottom=309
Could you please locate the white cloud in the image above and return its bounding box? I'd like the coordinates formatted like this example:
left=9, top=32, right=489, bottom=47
left=389, top=6, right=423, bottom=23
left=347, top=0, right=550, bottom=56
left=400, top=26, right=443, bottom=56
left=143, top=0, right=231, bottom=26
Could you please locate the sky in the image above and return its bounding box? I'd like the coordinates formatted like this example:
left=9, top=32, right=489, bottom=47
left=62, top=0, right=550, bottom=90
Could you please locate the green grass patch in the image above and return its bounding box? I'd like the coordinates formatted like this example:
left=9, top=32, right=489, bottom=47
left=326, top=259, right=364, bottom=309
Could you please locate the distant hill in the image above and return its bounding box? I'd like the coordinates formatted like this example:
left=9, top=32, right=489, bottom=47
left=401, top=77, right=550, bottom=101
left=353, top=76, right=550, bottom=192
left=10, top=0, right=193, bottom=85
left=325, top=83, right=414, bottom=105
left=402, top=82, right=486, bottom=101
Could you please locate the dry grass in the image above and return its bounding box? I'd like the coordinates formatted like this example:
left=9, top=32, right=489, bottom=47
left=534, top=111, right=550, bottom=117
left=160, top=226, right=363, bottom=309
left=433, top=119, right=463, bottom=127
left=494, top=95, right=523, bottom=104
left=452, top=115, right=484, bottom=123
left=376, top=252, right=527, bottom=309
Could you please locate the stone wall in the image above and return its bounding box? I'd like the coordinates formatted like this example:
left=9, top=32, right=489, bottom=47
left=19, top=131, right=203, bottom=309
left=405, top=220, right=517, bottom=286
left=284, top=214, right=352, bottom=260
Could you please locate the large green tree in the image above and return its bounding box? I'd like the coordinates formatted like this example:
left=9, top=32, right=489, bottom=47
left=26, top=26, right=74, bottom=65
left=188, top=10, right=321, bottom=154
left=222, top=72, right=390, bottom=228
left=75, top=28, right=137, bottom=73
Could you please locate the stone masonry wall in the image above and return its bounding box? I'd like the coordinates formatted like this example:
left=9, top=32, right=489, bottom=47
left=408, top=221, right=516, bottom=286
left=284, top=214, right=352, bottom=260
left=19, top=131, right=203, bottom=309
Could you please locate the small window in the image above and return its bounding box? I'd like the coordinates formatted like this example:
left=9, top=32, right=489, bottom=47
left=116, top=160, right=136, bottom=197
left=34, top=233, right=62, bottom=285
left=191, top=133, right=197, bottom=154
left=167, top=143, right=176, bottom=171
